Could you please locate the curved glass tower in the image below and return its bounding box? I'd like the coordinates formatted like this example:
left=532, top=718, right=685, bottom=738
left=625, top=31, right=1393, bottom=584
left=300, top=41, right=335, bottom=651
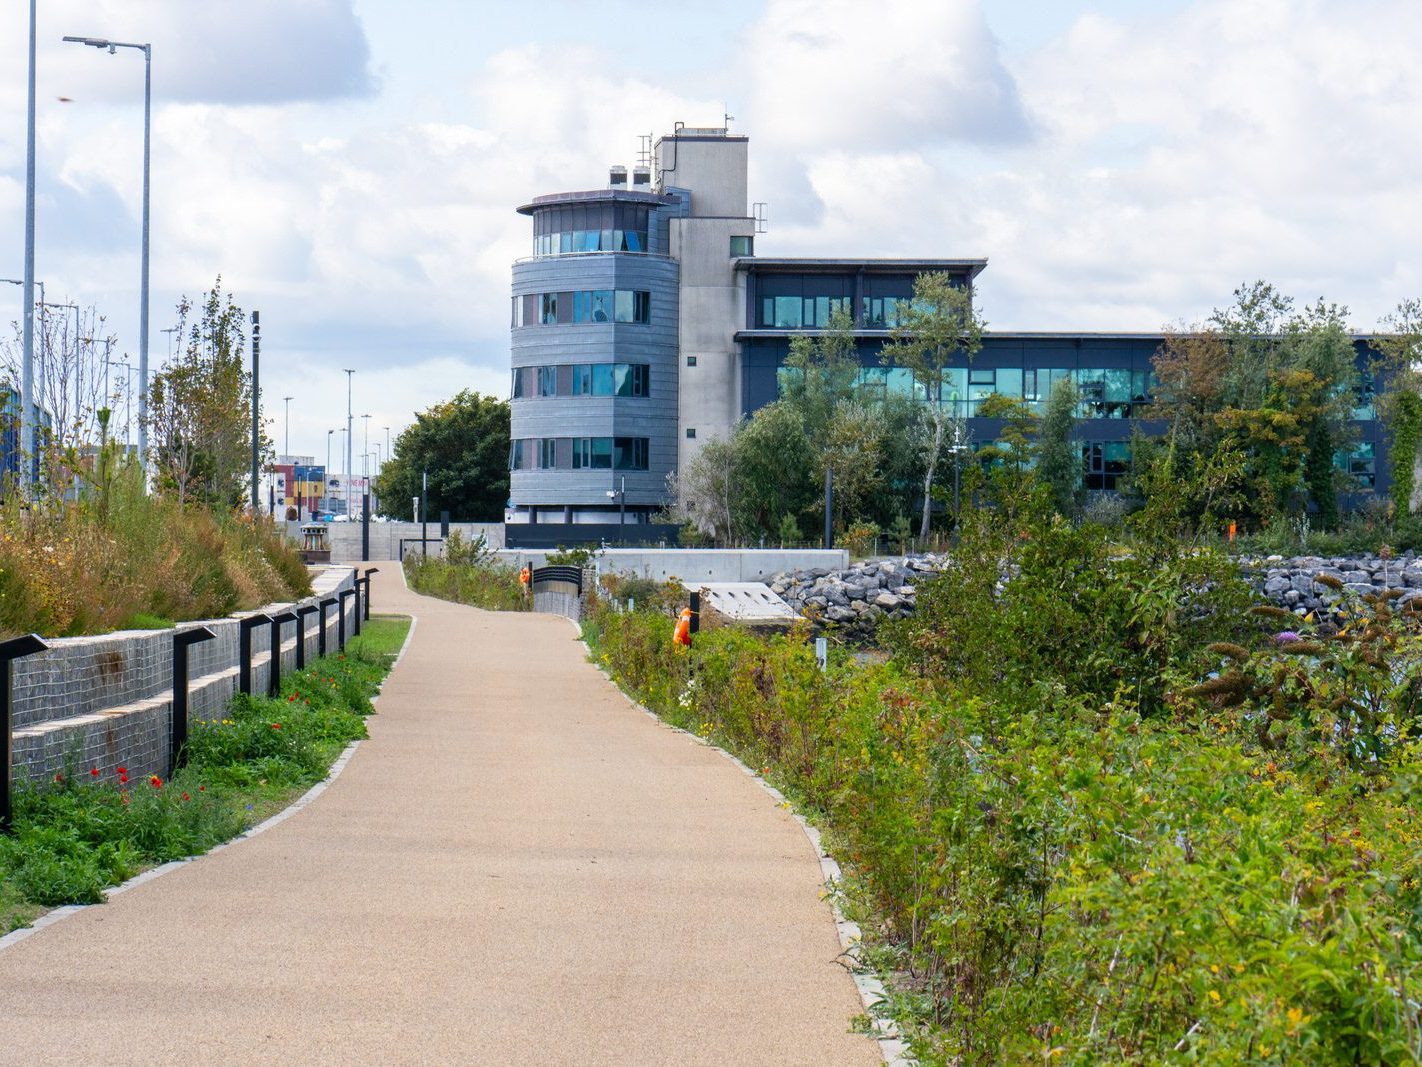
left=509, top=185, right=684, bottom=524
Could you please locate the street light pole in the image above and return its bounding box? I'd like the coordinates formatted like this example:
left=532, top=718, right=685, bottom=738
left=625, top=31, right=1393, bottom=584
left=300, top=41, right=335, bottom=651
left=344, top=369, right=354, bottom=520
left=282, top=396, right=292, bottom=461
left=325, top=429, right=334, bottom=514
left=63, top=35, right=152, bottom=477
left=20, top=0, right=37, bottom=493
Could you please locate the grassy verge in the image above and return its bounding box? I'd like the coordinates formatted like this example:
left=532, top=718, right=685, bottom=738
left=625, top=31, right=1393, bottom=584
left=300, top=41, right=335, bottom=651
left=0, top=614, right=410, bottom=935
left=0, top=463, right=312, bottom=639
left=404, top=554, right=527, bottom=611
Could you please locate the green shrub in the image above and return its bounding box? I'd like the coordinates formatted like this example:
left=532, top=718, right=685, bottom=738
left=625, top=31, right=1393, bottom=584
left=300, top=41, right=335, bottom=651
left=404, top=553, right=527, bottom=611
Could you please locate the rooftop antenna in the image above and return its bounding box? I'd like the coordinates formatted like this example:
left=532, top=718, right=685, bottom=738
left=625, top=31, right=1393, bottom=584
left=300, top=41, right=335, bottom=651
left=753, top=202, right=769, bottom=234
left=723, top=111, right=734, bottom=132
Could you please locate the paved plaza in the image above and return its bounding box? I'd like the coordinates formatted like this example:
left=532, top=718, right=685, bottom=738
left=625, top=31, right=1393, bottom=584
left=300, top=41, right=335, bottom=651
left=0, top=567, right=876, bottom=1065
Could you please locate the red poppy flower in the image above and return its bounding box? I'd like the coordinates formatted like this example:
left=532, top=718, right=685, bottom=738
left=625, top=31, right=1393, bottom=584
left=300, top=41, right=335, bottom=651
left=182, top=792, right=191, bottom=802
left=53, top=772, right=63, bottom=783
left=90, top=767, right=100, bottom=777
left=271, top=722, right=282, bottom=730
left=287, top=694, right=296, bottom=702
left=198, top=785, right=206, bottom=792
left=119, top=774, right=129, bottom=784
left=149, top=775, right=162, bottom=788
left=116, top=765, right=127, bottom=775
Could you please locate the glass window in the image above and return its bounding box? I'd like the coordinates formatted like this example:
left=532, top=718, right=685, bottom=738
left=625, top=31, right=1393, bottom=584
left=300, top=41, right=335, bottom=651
left=941, top=367, right=967, bottom=415
left=996, top=368, right=1023, bottom=399
left=589, top=290, right=612, bottom=322
left=773, top=296, right=802, bottom=329
left=970, top=368, right=995, bottom=385
left=510, top=439, right=531, bottom=470
left=573, top=291, right=591, bottom=324
left=540, top=438, right=557, bottom=469
left=537, top=366, right=558, bottom=397
left=591, top=364, right=614, bottom=396
left=540, top=293, right=558, bottom=325
left=1336, top=442, right=1377, bottom=487
left=614, top=364, right=649, bottom=397
left=609, top=290, right=650, bottom=324
left=613, top=437, right=648, bottom=470
left=730, top=235, right=753, bottom=257
left=571, top=365, right=590, bottom=396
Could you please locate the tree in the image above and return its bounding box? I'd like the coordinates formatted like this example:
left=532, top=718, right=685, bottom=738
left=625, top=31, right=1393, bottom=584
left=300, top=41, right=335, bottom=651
left=1150, top=283, right=1361, bottom=530
left=146, top=281, right=259, bottom=509
left=2, top=302, right=114, bottom=491
left=882, top=272, right=987, bottom=537
left=1036, top=378, right=1081, bottom=517
left=1372, top=298, right=1422, bottom=516
left=374, top=390, right=509, bottom=521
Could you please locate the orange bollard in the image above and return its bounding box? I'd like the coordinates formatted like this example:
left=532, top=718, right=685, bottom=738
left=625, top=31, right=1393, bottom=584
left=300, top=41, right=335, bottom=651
left=1227, top=520, right=1237, bottom=543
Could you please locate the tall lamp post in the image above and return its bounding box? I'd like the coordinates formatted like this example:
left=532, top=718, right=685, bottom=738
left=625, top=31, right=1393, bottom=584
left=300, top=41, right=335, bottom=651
left=343, top=370, right=354, bottom=520
left=326, top=429, right=335, bottom=515
left=19, top=0, right=37, bottom=493
left=63, top=35, right=152, bottom=476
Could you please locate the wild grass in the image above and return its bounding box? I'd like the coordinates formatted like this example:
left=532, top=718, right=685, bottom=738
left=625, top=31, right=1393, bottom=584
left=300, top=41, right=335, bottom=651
left=0, top=461, right=310, bottom=638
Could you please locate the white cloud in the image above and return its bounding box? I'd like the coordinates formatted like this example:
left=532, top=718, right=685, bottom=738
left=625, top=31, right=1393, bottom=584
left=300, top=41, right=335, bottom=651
left=4, top=0, right=1421, bottom=464
left=753, top=0, right=1422, bottom=330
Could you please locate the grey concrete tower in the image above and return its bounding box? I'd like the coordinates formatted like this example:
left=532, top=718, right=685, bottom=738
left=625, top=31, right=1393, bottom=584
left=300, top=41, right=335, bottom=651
left=508, top=124, right=755, bottom=524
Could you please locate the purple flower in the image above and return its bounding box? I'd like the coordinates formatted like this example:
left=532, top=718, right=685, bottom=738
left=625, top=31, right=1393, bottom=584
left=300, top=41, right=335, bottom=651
left=1275, top=631, right=1301, bottom=644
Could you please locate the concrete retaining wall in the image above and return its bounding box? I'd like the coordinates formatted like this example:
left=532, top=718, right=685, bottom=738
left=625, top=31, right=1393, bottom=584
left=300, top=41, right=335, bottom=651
left=496, top=548, right=850, bottom=584
left=10, top=567, right=359, bottom=787
left=310, top=522, right=505, bottom=562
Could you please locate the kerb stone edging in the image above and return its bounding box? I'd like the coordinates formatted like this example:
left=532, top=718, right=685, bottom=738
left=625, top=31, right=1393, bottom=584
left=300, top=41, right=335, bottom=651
left=0, top=609, right=420, bottom=954
left=571, top=620, right=913, bottom=1066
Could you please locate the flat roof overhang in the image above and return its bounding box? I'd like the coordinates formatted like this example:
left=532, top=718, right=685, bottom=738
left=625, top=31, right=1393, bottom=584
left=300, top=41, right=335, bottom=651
left=734, top=257, right=988, bottom=281
left=517, top=189, right=676, bottom=215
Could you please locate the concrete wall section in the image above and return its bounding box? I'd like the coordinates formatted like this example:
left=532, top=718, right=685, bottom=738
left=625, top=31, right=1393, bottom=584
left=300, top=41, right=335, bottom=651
left=495, top=548, right=849, bottom=584
left=671, top=214, right=755, bottom=473
left=655, top=133, right=749, bottom=219
left=321, top=521, right=504, bottom=562
left=9, top=567, right=360, bottom=787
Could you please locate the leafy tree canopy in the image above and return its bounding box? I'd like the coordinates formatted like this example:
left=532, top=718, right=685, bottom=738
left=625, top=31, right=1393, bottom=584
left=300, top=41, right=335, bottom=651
left=374, top=390, right=510, bottom=521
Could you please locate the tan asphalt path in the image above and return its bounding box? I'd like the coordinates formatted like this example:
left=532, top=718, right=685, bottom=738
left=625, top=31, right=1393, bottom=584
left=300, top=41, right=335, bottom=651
left=0, top=565, right=879, bottom=1066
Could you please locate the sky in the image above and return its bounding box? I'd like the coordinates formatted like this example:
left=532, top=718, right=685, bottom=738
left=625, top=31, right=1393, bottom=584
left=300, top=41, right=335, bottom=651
left=1, top=0, right=1419, bottom=470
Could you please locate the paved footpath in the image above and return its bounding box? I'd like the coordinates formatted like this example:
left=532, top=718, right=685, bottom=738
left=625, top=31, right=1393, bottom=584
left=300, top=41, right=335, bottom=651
left=0, top=566, right=879, bottom=1066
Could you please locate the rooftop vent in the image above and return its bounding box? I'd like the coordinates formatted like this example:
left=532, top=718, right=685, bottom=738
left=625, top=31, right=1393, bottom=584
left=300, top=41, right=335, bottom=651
left=631, top=166, right=651, bottom=188
left=608, top=165, right=628, bottom=187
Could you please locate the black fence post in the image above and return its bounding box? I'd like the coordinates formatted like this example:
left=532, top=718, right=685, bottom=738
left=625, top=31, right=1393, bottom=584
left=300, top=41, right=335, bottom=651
left=268, top=611, right=297, bottom=697
left=363, top=568, right=379, bottom=620
left=689, top=590, right=701, bottom=634
left=170, top=626, right=217, bottom=776
left=1, top=634, right=48, bottom=834
left=295, top=605, right=319, bottom=670
left=238, top=614, right=271, bottom=696
left=440, top=510, right=450, bottom=539
left=319, top=597, right=337, bottom=657
left=351, top=576, right=363, bottom=638
left=338, top=589, right=355, bottom=650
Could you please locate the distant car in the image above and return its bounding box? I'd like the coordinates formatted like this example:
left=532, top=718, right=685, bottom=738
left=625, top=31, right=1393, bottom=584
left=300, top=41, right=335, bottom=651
left=331, top=515, right=351, bottom=523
